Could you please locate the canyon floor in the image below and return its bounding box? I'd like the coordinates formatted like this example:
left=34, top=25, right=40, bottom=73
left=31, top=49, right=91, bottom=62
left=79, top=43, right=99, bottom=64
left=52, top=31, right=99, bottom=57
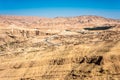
left=0, top=15, right=120, bottom=80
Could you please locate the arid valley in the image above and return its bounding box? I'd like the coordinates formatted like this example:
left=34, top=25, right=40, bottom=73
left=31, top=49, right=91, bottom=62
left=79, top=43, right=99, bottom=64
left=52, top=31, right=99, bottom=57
left=0, top=15, right=120, bottom=80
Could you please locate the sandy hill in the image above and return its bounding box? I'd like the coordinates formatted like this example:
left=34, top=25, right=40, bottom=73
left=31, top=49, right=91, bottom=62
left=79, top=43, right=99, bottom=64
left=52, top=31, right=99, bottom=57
left=0, top=15, right=120, bottom=28
left=0, top=15, right=120, bottom=80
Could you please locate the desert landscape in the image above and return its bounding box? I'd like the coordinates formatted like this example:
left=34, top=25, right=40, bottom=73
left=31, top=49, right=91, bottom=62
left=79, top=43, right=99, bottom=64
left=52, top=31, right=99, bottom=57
left=0, top=15, right=120, bottom=80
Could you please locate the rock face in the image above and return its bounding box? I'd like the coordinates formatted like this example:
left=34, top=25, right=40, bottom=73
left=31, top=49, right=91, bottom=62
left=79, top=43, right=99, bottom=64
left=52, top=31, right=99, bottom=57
left=0, top=15, right=120, bottom=80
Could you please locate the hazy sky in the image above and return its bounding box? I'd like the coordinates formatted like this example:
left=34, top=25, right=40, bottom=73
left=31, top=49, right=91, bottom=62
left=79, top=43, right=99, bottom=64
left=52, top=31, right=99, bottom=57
left=0, top=0, right=120, bottom=19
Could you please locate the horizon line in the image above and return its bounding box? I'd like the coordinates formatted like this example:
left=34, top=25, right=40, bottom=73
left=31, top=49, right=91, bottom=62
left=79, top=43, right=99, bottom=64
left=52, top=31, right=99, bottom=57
left=0, top=14, right=119, bottom=20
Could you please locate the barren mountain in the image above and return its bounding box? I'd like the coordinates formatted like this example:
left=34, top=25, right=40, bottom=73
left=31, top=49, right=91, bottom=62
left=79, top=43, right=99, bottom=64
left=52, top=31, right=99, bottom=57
left=0, top=15, right=120, bottom=80
left=0, top=15, right=119, bottom=28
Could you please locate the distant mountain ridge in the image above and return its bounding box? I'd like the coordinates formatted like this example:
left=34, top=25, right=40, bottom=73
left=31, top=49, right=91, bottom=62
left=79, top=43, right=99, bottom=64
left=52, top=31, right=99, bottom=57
left=0, top=15, right=120, bottom=29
